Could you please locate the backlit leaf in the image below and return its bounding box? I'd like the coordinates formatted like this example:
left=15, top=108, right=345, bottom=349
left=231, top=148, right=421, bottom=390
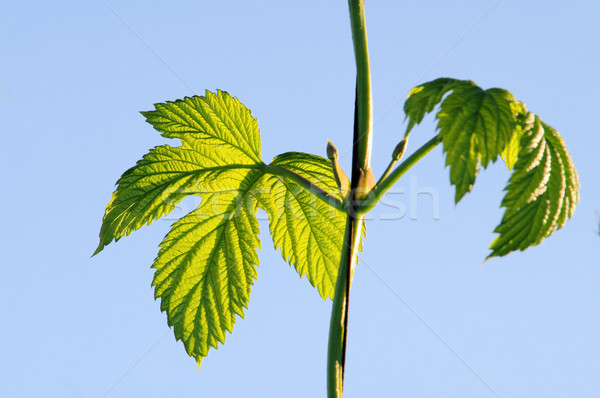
left=152, top=174, right=263, bottom=361
left=404, top=78, right=470, bottom=135
left=405, top=78, right=515, bottom=202
left=489, top=114, right=579, bottom=258
left=404, top=78, right=578, bottom=258
left=95, top=90, right=350, bottom=364
left=256, top=152, right=347, bottom=299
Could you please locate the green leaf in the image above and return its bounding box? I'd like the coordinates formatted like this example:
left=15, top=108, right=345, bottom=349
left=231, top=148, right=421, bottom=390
left=96, top=90, right=350, bottom=364
left=403, top=78, right=469, bottom=135
left=488, top=113, right=579, bottom=258
left=93, top=145, right=260, bottom=255
left=257, top=152, right=347, bottom=299
left=152, top=173, right=263, bottom=362
left=404, top=79, right=578, bottom=258
left=404, top=78, right=516, bottom=202
left=141, top=89, right=262, bottom=164
left=94, top=90, right=264, bottom=255
left=437, top=84, right=516, bottom=202
left=500, top=101, right=528, bottom=170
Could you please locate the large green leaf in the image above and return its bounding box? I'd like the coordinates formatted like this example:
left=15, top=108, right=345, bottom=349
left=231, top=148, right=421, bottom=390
left=257, top=153, right=347, bottom=299
left=489, top=113, right=579, bottom=258
left=95, top=90, right=349, bottom=363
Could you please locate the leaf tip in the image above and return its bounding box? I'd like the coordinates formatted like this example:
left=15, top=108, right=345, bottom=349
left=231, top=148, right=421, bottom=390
left=91, top=243, right=104, bottom=257
left=454, top=189, right=467, bottom=204
left=139, top=110, right=153, bottom=119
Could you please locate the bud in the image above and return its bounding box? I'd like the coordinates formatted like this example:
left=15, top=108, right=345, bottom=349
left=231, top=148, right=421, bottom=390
left=327, top=140, right=338, bottom=161
left=392, top=138, right=407, bottom=161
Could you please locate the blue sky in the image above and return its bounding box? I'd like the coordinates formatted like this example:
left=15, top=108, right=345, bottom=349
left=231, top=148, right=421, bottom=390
left=1, top=1, right=599, bottom=397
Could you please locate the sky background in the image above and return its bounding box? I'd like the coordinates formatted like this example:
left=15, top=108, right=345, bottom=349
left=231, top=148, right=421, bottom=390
left=1, top=1, right=599, bottom=397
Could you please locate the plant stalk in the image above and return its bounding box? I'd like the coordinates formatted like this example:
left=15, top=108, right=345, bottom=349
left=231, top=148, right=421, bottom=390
left=348, top=0, right=373, bottom=175
left=326, top=213, right=362, bottom=398
left=327, top=1, right=373, bottom=397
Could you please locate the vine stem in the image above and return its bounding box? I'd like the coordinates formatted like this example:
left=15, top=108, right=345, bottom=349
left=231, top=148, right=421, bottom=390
left=327, top=1, right=372, bottom=397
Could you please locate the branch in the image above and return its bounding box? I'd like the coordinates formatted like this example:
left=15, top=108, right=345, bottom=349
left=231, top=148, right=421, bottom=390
left=357, top=134, right=442, bottom=214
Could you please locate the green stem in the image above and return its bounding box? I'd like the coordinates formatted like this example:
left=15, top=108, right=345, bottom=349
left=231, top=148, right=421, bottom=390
left=326, top=214, right=362, bottom=398
left=265, top=164, right=345, bottom=211
left=357, top=135, right=442, bottom=214
left=348, top=0, right=373, bottom=174
left=376, top=158, right=398, bottom=188
left=327, top=1, right=373, bottom=397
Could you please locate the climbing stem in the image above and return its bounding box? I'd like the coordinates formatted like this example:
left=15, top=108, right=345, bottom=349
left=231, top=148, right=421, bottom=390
left=327, top=1, right=373, bottom=397
left=326, top=135, right=441, bottom=397
left=348, top=0, right=373, bottom=174
left=326, top=214, right=363, bottom=398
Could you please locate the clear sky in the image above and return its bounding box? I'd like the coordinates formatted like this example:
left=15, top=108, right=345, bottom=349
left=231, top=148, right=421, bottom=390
left=1, top=1, right=599, bottom=397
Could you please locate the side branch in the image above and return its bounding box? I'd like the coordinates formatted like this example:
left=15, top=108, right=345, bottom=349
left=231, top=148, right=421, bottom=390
left=356, top=134, right=442, bottom=214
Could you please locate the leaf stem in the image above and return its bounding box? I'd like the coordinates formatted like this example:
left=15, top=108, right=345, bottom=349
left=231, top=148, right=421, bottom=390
left=375, top=137, right=409, bottom=189
left=327, top=1, right=372, bottom=397
left=265, top=164, right=345, bottom=211
left=376, top=159, right=398, bottom=188
left=357, top=134, right=442, bottom=214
